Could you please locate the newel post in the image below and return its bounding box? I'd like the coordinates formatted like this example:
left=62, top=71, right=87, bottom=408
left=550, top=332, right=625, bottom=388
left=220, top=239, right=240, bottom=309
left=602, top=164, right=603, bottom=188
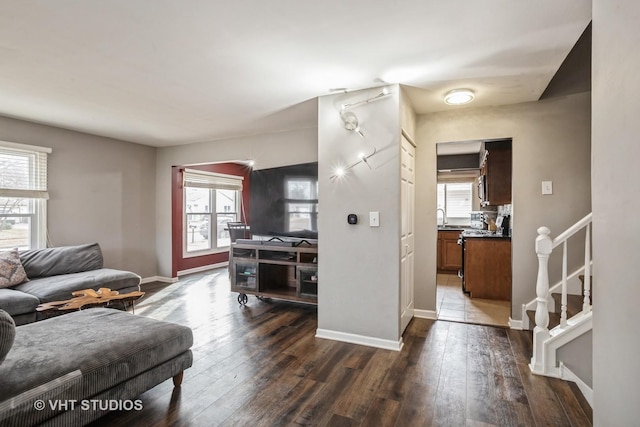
left=530, top=226, right=553, bottom=374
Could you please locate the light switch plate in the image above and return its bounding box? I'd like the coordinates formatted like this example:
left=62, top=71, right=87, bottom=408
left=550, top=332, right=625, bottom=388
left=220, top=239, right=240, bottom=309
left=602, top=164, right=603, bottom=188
left=369, top=211, right=380, bottom=227
left=542, top=181, right=553, bottom=195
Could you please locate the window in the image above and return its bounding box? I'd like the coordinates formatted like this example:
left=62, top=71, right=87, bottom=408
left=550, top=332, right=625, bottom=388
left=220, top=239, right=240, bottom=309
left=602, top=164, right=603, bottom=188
left=0, top=142, right=50, bottom=251
left=183, top=169, right=243, bottom=255
left=437, top=182, right=473, bottom=223
left=285, top=178, right=318, bottom=232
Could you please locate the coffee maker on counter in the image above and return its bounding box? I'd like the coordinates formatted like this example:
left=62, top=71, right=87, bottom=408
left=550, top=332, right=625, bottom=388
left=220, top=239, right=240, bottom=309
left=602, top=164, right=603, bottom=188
left=496, top=215, right=511, bottom=236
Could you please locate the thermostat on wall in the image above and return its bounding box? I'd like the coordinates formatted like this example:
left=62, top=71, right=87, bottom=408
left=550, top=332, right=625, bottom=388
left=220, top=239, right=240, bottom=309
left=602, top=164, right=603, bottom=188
left=347, top=214, right=358, bottom=224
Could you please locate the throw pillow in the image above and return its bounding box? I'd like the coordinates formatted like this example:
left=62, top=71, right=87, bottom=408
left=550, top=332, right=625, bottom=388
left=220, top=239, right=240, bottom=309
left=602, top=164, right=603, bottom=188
left=0, top=309, right=16, bottom=364
left=0, top=248, right=29, bottom=289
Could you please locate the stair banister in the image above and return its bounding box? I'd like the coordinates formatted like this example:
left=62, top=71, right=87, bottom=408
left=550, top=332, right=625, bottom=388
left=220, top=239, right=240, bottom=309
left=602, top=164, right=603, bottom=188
left=529, top=212, right=593, bottom=377
left=530, top=226, right=552, bottom=373
left=551, top=213, right=593, bottom=248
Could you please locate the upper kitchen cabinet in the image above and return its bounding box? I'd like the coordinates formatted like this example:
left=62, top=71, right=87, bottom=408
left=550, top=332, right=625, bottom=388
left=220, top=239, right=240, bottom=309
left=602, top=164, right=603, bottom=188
left=478, top=140, right=512, bottom=207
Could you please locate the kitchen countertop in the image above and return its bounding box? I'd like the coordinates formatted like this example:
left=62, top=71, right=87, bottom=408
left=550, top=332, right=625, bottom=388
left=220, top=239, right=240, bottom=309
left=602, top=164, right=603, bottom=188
left=437, top=226, right=511, bottom=239
left=461, top=230, right=511, bottom=239
left=437, top=226, right=470, bottom=231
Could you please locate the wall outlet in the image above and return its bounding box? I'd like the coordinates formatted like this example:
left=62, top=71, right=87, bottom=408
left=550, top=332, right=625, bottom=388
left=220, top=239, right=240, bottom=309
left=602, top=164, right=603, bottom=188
left=369, top=211, right=380, bottom=227
left=542, top=181, right=553, bottom=195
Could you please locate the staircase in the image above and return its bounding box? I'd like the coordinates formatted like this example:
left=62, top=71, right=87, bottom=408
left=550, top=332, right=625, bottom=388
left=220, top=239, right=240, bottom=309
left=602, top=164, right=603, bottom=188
left=525, top=213, right=593, bottom=404
left=526, top=275, right=591, bottom=331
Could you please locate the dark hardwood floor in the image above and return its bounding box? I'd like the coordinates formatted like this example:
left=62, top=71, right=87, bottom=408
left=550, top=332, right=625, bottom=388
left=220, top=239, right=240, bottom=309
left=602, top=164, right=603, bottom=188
left=90, top=269, right=592, bottom=427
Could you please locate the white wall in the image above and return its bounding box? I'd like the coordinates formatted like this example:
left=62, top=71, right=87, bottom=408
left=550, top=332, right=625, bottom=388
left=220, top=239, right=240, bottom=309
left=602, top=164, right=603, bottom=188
left=317, top=86, right=402, bottom=345
left=415, top=92, right=591, bottom=317
left=155, top=127, right=318, bottom=277
left=592, top=1, right=640, bottom=424
left=0, top=115, right=157, bottom=277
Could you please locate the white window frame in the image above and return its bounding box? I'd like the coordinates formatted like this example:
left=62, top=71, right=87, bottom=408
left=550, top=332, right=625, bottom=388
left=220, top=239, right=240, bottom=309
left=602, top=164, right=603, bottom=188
left=182, top=169, right=243, bottom=258
left=437, top=179, right=475, bottom=225
left=0, top=141, right=51, bottom=251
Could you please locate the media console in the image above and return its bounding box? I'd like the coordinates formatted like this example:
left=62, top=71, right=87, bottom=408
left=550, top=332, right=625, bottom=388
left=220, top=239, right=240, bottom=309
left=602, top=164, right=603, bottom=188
left=230, top=240, right=318, bottom=305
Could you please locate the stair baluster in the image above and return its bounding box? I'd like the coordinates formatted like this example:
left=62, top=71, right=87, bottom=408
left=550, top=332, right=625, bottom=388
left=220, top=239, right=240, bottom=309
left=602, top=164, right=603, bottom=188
left=583, top=223, right=591, bottom=313
left=530, top=226, right=552, bottom=374
left=561, top=240, right=568, bottom=328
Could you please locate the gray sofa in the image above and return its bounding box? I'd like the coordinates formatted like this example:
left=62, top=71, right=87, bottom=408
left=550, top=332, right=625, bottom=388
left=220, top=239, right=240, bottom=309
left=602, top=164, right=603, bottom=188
left=0, top=243, right=141, bottom=325
left=0, top=307, right=193, bottom=426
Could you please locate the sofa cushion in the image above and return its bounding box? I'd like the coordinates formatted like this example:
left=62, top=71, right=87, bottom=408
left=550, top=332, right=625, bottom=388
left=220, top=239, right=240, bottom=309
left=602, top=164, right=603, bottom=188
left=0, top=288, right=40, bottom=316
left=0, top=309, right=16, bottom=364
left=0, top=308, right=194, bottom=403
left=0, top=248, right=29, bottom=288
left=13, top=268, right=141, bottom=303
left=19, top=243, right=103, bottom=279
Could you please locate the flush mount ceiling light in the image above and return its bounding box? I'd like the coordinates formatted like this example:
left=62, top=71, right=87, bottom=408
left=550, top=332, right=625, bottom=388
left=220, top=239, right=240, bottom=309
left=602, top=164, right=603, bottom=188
left=444, top=89, right=475, bottom=105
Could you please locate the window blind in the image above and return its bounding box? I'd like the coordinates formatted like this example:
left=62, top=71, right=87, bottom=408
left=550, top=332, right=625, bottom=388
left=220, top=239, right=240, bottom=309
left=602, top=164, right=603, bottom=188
left=0, top=143, right=50, bottom=199
left=183, top=169, right=243, bottom=191
left=446, top=182, right=472, bottom=218
left=437, top=182, right=473, bottom=219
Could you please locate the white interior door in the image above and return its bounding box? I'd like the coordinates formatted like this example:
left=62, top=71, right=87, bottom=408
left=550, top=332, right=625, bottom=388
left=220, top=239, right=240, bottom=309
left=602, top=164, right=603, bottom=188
left=400, top=134, right=416, bottom=334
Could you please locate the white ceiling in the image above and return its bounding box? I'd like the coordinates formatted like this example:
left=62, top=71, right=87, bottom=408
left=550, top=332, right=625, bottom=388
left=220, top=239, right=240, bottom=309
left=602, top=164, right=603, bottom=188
left=0, top=1, right=591, bottom=147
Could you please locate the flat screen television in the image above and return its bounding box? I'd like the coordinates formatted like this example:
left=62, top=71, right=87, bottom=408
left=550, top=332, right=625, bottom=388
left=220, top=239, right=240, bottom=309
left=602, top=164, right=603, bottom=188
left=249, top=162, right=318, bottom=240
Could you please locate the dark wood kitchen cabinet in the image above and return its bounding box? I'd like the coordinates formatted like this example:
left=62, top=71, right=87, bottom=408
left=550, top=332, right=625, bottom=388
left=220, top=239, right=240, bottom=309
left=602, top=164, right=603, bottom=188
left=437, top=230, right=462, bottom=273
left=479, top=140, right=512, bottom=207
left=464, top=237, right=511, bottom=300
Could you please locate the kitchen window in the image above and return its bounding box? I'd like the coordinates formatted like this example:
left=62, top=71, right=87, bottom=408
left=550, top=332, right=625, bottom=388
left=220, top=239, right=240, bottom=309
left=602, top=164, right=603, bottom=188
left=437, top=182, right=473, bottom=223
left=0, top=141, right=50, bottom=251
left=183, top=169, right=243, bottom=256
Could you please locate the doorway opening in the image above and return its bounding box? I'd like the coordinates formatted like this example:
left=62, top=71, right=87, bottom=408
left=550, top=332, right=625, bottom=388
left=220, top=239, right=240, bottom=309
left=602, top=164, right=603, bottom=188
left=435, top=139, right=513, bottom=327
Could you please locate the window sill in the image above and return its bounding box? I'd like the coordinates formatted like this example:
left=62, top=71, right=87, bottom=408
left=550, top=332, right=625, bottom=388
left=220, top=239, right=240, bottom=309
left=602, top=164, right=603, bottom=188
left=182, top=247, right=229, bottom=259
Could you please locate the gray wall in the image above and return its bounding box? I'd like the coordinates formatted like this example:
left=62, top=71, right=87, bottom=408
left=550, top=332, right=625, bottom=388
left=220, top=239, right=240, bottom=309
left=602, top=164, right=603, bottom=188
left=155, top=127, right=318, bottom=278
left=558, top=330, right=592, bottom=387
left=592, top=1, right=640, bottom=424
left=414, top=92, right=591, bottom=317
left=0, top=115, right=157, bottom=277
left=317, top=87, right=401, bottom=343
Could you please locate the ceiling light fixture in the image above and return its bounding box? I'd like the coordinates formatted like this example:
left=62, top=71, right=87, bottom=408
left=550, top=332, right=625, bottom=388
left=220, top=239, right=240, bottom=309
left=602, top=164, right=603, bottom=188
left=444, top=89, right=475, bottom=105
left=340, top=110, right=364, bottom=138
left=341, top=87, right=392, bottom=110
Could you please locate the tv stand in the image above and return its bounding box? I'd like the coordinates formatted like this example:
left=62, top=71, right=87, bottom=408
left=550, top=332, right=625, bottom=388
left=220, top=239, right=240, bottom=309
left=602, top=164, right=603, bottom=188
left=230, top=240, right=318, bottom=305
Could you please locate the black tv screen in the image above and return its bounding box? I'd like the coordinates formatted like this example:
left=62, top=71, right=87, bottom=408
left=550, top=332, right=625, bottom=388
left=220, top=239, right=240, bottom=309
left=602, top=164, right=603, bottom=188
left=249, top=162, right=318, bottom=239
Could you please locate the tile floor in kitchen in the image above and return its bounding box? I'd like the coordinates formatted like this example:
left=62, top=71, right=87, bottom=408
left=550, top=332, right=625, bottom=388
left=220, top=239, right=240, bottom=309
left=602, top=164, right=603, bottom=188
left=436, top=273, right=511, bottom=327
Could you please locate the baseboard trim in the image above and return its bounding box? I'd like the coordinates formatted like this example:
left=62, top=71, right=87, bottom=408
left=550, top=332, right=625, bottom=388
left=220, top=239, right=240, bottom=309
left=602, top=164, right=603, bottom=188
left=315, top=328, right=404, bottom=352
left=140, top=276, right=179, bottom=284
left=560, top=362, right=593, bottom=407
left=177, top=262, right=228, bottom=277
left=414, top=309, right=438, bottom=320
left=509, top=317, right=524, bottom=330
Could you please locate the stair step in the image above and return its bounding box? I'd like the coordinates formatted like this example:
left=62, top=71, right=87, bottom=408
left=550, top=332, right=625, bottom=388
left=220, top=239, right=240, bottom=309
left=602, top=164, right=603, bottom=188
left=527, top=276, right=594, bottom=331
left=551, top=293, right=584, bottom=318
left=527, top=309, right=561, bottom=331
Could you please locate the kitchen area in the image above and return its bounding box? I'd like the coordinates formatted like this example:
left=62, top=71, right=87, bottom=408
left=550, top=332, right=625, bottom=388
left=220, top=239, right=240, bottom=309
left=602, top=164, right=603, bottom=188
left=436, top=139, right=512, bottom=327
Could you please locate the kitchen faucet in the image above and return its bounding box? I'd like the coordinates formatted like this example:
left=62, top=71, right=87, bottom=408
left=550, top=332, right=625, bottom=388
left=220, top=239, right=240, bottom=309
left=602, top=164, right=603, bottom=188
left=437, top=208, right=447, bottom=226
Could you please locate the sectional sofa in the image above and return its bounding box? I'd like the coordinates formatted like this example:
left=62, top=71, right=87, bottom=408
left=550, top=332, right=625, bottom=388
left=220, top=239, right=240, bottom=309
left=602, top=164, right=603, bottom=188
left=0, top=243, right=194, bottom=426
left=0, top=307, right=194, bottom=426
left=0, top=243, right=141, bottom=325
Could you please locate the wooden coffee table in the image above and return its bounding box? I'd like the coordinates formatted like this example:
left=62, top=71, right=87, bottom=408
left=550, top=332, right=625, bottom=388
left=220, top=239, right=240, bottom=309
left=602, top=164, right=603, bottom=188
left=36, top=288, right=145, bottom=315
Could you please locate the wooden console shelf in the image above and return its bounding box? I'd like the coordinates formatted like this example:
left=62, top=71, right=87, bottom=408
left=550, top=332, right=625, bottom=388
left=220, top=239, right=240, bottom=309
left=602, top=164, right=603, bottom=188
left=230, top=241, right=318, bottom=305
